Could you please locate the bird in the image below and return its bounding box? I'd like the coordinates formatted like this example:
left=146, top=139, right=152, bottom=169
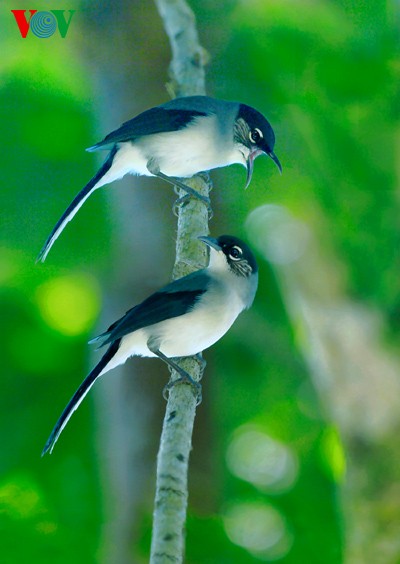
left=37, top=96, right=281, bottom=262
left=42, top=234, right=258, bottom=455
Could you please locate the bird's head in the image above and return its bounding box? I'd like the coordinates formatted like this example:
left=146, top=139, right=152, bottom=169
left=233, top=104, right=282, bottom=188
left=199, top=235, right=258, bottom=278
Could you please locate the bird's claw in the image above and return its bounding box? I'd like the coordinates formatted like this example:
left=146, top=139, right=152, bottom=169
left=173, top=193, right=191, bottom=216
left=173, top=191, right=213, bottom=220
left=148, top=162, right=213, bottom=219
left=163, top=373, right=202, bottom=405
left=193, top=353, right=207, bottom=375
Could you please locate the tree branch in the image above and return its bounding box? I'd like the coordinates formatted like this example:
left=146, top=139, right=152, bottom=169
left=150, top=1, right=211, bottom=562
left=155, top=0, right=207, bottom=97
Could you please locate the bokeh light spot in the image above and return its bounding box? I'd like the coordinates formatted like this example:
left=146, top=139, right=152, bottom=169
left=227, top=425, right=298, bottom=493
left=0, top=477, right=43, bottom=520
left=35, top=274, right=101, bottom=336
left=223, top=502, right=293, bottom=560
left=246, top=205, right=310, bottom=265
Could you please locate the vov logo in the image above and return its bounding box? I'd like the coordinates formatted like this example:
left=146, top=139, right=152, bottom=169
left=11, top=10, right=75, bottom=38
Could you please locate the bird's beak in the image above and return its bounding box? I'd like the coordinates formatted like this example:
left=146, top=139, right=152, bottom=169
left=198, top=236, right=221, bottom=251
left=245, top=149, right=282, bottom=188
left=245, top=151, right=258, bottom=190
left=267, top=151, right=282, bottom=174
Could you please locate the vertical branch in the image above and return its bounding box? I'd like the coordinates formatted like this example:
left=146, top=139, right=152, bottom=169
left=155, top=0, right=207, bottom=97
left=150, top=1, right=211, bottom=562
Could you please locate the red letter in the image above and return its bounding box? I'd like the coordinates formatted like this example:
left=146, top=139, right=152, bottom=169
left=11, top=10, right=37, bottom=38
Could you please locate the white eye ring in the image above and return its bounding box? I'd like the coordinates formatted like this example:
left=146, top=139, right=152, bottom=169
left=249, top=128, right=263, bottom=144
left=229, top=246, right=243, bottom=261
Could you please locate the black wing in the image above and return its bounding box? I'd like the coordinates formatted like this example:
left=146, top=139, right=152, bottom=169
left=88, top=107, right=207, bottom=150
left=93, top=272, right=211, bottom=347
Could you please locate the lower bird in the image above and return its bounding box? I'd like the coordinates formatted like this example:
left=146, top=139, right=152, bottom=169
left=37, top=95, right=281, bottom=262
left=42, top=235, right=258, bottom=455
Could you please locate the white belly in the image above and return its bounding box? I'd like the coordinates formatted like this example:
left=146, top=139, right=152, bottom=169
left=101, top=290, right=245, bottom=376
left=142, top=116, right=242, bottom=177
left=109, top=116, right=243, bottom=180
left=149, top=299, right=243, bottom=357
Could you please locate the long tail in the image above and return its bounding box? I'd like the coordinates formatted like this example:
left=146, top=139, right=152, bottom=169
left=42, top=339, right=120, bottom=456
left=36, top=145, right=118, bottom=263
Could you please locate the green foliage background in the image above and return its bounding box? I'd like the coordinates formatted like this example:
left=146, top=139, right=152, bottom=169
left=1, top=1, right=399, bottom=563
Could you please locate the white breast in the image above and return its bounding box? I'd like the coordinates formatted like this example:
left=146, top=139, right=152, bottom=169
left=97, top=115, right=245, bottom=185
left=136, top=115, right=243, bottom=178
left=99, top=278, right=246, bottom=378
left=148, top=291, right=244, bottom=358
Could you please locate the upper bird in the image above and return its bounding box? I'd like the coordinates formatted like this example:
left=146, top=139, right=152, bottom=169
left=41, top=234, right=258, bottom=455
left=37, top=96, right=281, bottom=262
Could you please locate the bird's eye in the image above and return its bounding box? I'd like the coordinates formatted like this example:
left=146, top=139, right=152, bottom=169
left=249, top=128, right=263, bottom=144
left=229, top=246, right=243, bottom=260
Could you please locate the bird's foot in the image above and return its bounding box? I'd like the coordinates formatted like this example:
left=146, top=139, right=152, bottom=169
left=163, top=371, right=202, bottom=405
left=163, top=355, right=205, bottom=404
left=147, top=342, right=203, bottom=405
left=193, top=353, right=207, bottom=374
left=173, top=191, right=213, bottom=219
left=173, top=193, right=190, bottom=216
left=147, top=160, right=212, bottom=218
